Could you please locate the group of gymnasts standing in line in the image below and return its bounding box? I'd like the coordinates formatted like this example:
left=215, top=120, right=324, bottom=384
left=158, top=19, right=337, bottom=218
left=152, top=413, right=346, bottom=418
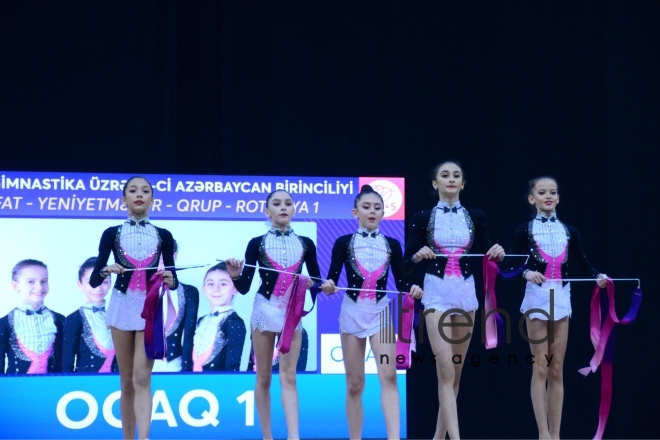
left=5, top=161, right=609, bottom=439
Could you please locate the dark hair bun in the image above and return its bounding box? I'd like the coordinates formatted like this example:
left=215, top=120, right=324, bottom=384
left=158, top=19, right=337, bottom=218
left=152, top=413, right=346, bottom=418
left=360, top=184, right=374, bottom=193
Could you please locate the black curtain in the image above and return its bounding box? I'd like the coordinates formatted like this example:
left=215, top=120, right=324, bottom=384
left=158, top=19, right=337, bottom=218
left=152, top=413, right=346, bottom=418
left=2, top=1, right=658, bottom=438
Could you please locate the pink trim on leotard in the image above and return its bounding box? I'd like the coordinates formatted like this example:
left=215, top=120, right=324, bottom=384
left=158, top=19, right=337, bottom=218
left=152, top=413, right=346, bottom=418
left=123, top=252, right=153, bottom=291
left=355, top=259, right=386, bottom=300
left=266, top=256, right=302, bottom=298
left=92, top=336, right=115, bottom=373
left=537, top=247, right=566, bottom=280
left=193, top=345, right=214, bottom=372
left=17, top=339, right=52, bottom=374
left=436, top=245, right=468, bottom=277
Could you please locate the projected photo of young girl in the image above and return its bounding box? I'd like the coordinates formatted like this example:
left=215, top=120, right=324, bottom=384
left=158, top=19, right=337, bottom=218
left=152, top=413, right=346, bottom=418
left=192, top=262, right=246, bottom=371
left=0, top=259, right=64, bottom=374
left=61, top=256, right=117, bottom=373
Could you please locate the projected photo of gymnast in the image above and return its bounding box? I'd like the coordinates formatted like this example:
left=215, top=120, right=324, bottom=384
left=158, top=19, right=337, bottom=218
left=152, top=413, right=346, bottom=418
left=61, top=257, right=117, bottom=373
left=192, top=262, right=246, bottom=371
left=0, top=259, right=64, bottom=374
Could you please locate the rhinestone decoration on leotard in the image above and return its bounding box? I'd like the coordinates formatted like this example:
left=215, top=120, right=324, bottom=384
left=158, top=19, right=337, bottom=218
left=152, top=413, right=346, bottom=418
left=433, top=201, right=471, bottom=276
left=337, top=229, right=392, bottom=335
left=10, top=307, right=57, bottom=360
left=347, top=229, right=390, bottom=298
left=250, top=231, right=307, bottom=332
left=193, top=307, right=233, bottom=366
left=425, top=201, right=474, bottom=255
left=528, top=215, right=569, bottom=269
left=421, top=201, right=478, bottom=314
left=81, top=305, right=114, bottom=355
left=521, top=215, right=572, bottom=320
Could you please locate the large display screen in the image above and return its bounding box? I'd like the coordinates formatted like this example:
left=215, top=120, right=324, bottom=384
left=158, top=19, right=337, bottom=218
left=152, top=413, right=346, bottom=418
left=0, top=171, right=407, bottom=439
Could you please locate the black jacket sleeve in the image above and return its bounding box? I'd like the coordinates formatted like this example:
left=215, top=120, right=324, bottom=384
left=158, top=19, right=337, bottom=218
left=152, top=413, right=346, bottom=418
left=182, top=284, right=199, bottom=371
left=470, top=209, right=493, bottom=253
left=388, top=237, right=411, bottom=292
left=326, top=236, right=349, bottom=284
left=403, top=210, right=429, bottom=274
left=0, top=315, right=9, bottom=374
left=159, top=228, right=179, bottom=290
left=302, top=237, right=322, bottom=281
left=221, top=313, right=246, bottom=371
left=90, top=227, right=115, bottom=288
left=61, top=311, right=82, bottom=372
left=49, top=312, right=65, bottom=373
left=567, top=225, right=600, bottom=278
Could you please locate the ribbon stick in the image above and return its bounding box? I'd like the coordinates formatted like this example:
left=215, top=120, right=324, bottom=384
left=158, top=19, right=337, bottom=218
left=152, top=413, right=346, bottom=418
left=141, top=274, right=176, bottom=360
left=545, top=278, right=641, bottom=288
left=333, top=286, right=404, bottom=295
left=396, top=292, right=416, bottom=370
left=435, top=253, right=530, bottom=265
left=578, top=279, right=642, bottom=440
left=123, top=264, right=210, bottom=272
left=216, top=259, right=324, bottom=282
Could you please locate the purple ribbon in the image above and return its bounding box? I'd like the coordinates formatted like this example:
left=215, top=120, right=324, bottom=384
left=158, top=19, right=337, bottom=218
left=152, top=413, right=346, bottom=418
left=141, top=274, right=176, bottom=360
left=579, top=279, right=642, bottom=439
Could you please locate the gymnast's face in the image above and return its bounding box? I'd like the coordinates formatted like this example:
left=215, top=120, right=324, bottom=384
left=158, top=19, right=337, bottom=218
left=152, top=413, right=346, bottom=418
left=432, top=162, right=464, bottom=199
left=352, top=193, right=384, bottom=230
left=78, top=268, right=111, bottom=305
left=13, top=266, right=49, bottom=308
left=202, top=270, right=237, bottom=309
left=122, top=177, right=153, bottom=218
left=265, top=190, right=295, bottom=229
left=529, top=178, right=559, bottom=215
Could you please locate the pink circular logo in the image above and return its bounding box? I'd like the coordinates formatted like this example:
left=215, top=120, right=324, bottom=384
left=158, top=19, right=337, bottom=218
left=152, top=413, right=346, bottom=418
left=367, top=179, right=403, bottom=218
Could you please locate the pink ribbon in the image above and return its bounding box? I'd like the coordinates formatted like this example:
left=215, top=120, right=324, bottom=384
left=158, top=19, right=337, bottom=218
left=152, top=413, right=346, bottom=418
left=482, top=256, right=503, bottom=349
left=482, top=255, right=526, bottom=349
left=276, top=274, right=309, bottom=354
left=396, top=292, right=416, bottom=370
left=17, top=340, right=52, bottom=374
left=141, top=274, right=176, bottom=360
left=579, top=279, right=642, bottom=440
left=263, top=257, right=321, bottom=355
left=93, top=335, right=116, bottom=373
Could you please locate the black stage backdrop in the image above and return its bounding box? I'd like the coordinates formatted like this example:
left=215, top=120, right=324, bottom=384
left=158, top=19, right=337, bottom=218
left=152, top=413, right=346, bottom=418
left=1, top=2, right=658, bottom=438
